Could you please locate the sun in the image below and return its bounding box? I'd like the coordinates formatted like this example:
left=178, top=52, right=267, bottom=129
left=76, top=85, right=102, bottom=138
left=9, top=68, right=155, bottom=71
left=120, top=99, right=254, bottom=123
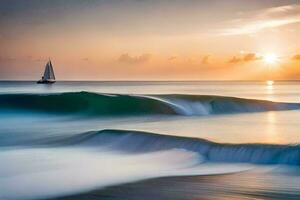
left=263, top=54, right=279, bottom=64
left=266, top=80, right=274, bottom=86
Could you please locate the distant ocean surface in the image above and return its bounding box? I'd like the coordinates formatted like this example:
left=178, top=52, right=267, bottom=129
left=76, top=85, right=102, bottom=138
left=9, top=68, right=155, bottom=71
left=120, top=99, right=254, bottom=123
left=1, top=81, right=300, bottom=200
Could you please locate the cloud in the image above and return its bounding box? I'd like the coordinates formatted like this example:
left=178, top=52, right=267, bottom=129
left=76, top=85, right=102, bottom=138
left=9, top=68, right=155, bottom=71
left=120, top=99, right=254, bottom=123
left=118, top=53, right=151, bottom=64
left=168, top=56, right=177, bottom=61
left=228, top=56, right=242, bottom=63
left=201, top=55, right=210, bottom=64
left=292, top=54, right=300, bottom=60
left=221, top=4, right=300, bottom=35
left=0, top=56, right=16, bottom=62
left=0, top=56, right=47, bottom=63
left=229, top=53, right=261, bottom=63
left=243, top=53, right=262, bottom=61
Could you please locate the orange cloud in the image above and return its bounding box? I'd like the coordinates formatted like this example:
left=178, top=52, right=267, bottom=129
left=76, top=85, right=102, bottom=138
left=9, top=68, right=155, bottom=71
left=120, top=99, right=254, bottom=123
left=168, top=56, right=177, bottom=61
left=118, top=53, right=151, bottom=64
left=228, top=56, right=242, bottom=63
left=292, top=54, right=300, bottom=60
left=202, top=55, right=210, bottom=64
left=243, top=53, right=262, bottom=61
left=0, top=56, right=46, bottom=63
left=229, top=53, right=261, bottom=63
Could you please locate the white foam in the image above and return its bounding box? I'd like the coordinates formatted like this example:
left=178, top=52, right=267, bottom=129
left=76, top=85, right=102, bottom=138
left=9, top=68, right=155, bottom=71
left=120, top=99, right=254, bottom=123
left=0, top=147, right=252, bottom=200
left=136, top=95, right=212, bottom=116
left=168, top=99, right=212, bottom=115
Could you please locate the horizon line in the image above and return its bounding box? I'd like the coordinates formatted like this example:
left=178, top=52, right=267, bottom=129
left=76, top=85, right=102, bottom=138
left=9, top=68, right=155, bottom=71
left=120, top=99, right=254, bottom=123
left=1, top=79, right=300, bottom=82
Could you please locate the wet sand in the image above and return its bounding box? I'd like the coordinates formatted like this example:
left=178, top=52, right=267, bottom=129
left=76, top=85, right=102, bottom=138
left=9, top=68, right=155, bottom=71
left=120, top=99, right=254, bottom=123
left=49, top=170, right=300, bottom=200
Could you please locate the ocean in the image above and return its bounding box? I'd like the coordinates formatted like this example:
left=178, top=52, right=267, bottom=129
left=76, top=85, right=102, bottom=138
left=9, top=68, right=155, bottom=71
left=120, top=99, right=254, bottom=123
left=1, top=81, right=300, bottom=200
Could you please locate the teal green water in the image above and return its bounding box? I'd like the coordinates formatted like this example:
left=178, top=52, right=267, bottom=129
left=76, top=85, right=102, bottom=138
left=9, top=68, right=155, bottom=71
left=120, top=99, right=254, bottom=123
left=1, top=81, right=300, bottom=200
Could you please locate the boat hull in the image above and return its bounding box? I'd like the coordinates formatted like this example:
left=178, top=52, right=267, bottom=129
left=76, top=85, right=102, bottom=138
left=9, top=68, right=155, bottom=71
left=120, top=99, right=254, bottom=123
left=37, top=80, right=56, bottom=84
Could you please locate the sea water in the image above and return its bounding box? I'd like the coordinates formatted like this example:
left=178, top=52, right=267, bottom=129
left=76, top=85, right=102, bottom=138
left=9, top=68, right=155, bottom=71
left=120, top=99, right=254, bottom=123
left=1, top=81, right=300, bottom=200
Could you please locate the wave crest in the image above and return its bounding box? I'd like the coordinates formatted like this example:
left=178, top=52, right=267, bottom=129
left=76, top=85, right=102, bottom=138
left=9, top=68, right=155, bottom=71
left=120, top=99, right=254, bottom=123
left=38, top=129, right=300, bottom=166
left=0, top=92, right=299, bottom=116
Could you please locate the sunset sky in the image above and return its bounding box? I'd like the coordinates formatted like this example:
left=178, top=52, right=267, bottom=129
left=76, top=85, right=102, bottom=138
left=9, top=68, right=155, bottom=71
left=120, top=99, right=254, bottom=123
left=1, top=0, right=300, bottom=80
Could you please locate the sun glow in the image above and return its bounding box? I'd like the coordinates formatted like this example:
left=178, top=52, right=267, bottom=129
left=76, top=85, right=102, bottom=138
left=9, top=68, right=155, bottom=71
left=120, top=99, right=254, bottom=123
left=263, top=54, right=279, bottom=64
left=266, top=80, right=274, bottom=86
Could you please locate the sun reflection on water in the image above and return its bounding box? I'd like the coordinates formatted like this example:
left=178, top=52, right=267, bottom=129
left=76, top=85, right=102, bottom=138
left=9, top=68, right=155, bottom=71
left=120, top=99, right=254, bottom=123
left=266, top=80, right=274, bottom=100
left=266, top=111, right=279, bottom=143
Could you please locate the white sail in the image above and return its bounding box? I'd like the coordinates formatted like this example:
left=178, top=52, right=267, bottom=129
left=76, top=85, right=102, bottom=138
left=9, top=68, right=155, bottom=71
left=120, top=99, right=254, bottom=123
left=48, top=61, right=55, bottom=80
left=37, top=59, right=56, bottom=84
left=43, top=61, right=55, bottom=80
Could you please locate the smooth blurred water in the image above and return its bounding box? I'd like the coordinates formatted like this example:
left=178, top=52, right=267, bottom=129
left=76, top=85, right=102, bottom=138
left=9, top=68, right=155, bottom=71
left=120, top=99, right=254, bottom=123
left=1, top=81, right=300, bottom=144
left=1, top=80, right=300, bottom=102
left=1, top=81, right=300, bottom=200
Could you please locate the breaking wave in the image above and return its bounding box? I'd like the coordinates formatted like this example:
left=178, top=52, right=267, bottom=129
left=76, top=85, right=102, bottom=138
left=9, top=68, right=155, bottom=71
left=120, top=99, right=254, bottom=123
left=37, top=129, right=300, bottom=166
left=0, top=92, right=299, bottom=116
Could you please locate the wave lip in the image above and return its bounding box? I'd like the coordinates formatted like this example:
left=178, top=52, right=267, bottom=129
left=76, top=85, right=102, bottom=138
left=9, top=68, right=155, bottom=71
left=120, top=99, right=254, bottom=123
left=161, top=94, right=300, bottom=116
left=38, top=129, right=300, bottom=166
left=0, top=92, right=299, bottom=116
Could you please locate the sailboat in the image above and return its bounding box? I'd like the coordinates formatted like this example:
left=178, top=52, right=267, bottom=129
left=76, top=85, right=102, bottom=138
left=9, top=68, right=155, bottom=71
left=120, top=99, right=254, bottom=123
left=37, top=59, right=56, bottom=84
